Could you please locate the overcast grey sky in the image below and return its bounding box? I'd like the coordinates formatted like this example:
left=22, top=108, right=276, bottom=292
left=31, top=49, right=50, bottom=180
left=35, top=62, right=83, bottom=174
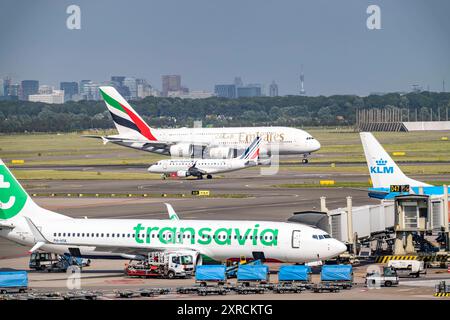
left=1, top=0, right=449, bottom=96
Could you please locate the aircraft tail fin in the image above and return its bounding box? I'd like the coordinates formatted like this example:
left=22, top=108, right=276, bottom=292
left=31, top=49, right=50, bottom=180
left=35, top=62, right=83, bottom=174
left=0, top=159, right=68, bottom=222
left=99, top=86, right=157, bottom=141
left=239, top=136, right=261, bottom=160
left=359, top=132, right=431, bottom=188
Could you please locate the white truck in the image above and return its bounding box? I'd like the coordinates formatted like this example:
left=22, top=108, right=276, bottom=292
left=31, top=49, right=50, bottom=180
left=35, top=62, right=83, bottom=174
left=125, top=250, right=195, bottom=279
left=387, top=260, right=426, bottom=278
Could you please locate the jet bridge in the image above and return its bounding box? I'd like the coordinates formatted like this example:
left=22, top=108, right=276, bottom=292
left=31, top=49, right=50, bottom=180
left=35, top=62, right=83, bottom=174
left=292, top=189, right=449, bottom=255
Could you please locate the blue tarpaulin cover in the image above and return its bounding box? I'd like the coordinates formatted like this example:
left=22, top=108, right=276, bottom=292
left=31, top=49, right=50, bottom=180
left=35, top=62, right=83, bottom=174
left=321, top=265, right=353, bottom=281
left=0, top=271, right=28, bottom=288
left=278, top=265, right=311, bottom=281
left=237, top=264, right=269, bottom=281
left=195, top=265, right=226, bottom=281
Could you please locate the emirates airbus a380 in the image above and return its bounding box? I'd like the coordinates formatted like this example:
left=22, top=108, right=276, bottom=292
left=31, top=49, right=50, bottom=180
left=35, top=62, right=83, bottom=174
left=86, top=87, right=321, bottom=163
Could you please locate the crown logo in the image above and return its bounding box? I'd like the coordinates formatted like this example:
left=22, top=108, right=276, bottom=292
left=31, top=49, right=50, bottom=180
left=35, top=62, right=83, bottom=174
left=376, top=158, right=387, bottom=166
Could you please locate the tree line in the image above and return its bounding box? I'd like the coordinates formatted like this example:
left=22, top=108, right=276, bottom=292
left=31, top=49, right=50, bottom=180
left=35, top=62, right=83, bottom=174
left=0, top=91, right=449, bottom=133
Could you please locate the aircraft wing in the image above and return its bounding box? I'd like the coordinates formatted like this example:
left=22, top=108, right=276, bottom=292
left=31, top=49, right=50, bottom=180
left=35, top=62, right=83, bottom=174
left=91, top=245, right=198, bottom=256
left=83, top=135, right=173, bottom=148
left=83, top=135, right=212, bottom=148
left=0, top=221, right=15, bottom=229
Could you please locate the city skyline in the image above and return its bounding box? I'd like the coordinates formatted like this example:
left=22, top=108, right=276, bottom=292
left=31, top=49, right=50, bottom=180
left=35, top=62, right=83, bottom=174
left=1, top=1, right=449, bottom=96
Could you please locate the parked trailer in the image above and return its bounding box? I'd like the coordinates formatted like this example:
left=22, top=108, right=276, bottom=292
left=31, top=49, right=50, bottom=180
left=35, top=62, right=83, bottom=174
left=177, top=286, right=203, bottom=294
left=196, top=265, right=227, bottom=286
left=273, top=283, right=306, bottom=294
left=311, top=283, right=341, bottom=293
left=278, top=265, right=312, bottom=289
left=62, top=291, right=100, bottom=300
left=197, top=287, right=229, bottom=296
left=237, top=264, right=270, bottom=287
left=320, top=265, right=353, bottom=289
left=234, top=285, right=266, bottom=295
left=0, top=271, right=28, bottom=294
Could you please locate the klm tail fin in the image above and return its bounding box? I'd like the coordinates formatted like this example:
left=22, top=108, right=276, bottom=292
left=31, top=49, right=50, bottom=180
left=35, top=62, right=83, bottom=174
left=0, top=159, right=68, bottom=222
left=238, top=136, right=261, bottom=160
left=99, top=86, right=157, bottom=141
left=360, top=132, right=431, bottom=188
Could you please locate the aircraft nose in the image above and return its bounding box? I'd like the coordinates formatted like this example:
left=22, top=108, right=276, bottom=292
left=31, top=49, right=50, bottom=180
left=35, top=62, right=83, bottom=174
left=333, top=240, right=347, bottom=255
left=312, top=139, right=321, bottom=151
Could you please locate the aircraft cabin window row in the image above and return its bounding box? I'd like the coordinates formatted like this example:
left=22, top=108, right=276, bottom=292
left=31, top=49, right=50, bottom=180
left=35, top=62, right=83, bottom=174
left=312, top=234, right=331, bottom=240
left=53, top=232, right=277, bottom=241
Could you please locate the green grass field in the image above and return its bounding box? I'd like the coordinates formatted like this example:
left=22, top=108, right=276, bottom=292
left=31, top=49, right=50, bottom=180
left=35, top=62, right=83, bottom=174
left=0, top=129, right=449, bottom=180
left=307, top=129, right=450, bottom=163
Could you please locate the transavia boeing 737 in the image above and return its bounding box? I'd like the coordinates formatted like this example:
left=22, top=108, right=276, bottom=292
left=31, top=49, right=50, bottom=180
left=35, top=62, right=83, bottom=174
left=85, top=86, right=321, bottom=162
left=0, top=159, right=346, bottom=264
left=148, top=136, right=265, bottom=179
left=360, top=132, right=449, bottom=199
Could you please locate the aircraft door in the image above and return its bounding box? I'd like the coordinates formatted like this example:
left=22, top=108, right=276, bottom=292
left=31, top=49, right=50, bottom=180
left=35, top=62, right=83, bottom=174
left=291, top=230, right=301, bottom=248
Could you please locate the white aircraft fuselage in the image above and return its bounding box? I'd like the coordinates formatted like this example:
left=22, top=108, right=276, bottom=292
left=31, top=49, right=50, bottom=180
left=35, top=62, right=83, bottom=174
left=109, top=126, right=320, bottom=158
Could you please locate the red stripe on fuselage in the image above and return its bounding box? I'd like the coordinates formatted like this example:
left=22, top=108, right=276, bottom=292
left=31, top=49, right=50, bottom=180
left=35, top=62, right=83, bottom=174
left=120, top=102, right=157, bottom=141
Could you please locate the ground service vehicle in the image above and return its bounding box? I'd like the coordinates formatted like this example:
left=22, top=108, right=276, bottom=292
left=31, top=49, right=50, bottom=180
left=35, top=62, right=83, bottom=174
left=29, top=252, right=90, bottom=272
left=125, top=251, right=195, bottom=279
left=0, top=271, right=28, bottom=294
left=387, top=260, right=426, bottom=278
left=365, top=266, right=399, bottom=287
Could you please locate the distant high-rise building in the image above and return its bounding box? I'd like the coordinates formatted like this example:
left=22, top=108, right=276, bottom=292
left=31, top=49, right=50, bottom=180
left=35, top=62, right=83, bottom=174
left=0, top=79, right=4, bottom=96
left=123, top=77, right=137, bottom=99
left=111, top=76, right=125, bottom=86
left=21, top=80, right=39, bottom=100
left=78, top=80, right=101, bottom=100
left=60, top=82, right=79, bottom=101
left=3, top=77, right=11, bottom=95
left=299, top=66, right=306, bottom=95
left=214, top=84, right=236, bottom=98
left=269, top=81, right=278, bottom=97
left=237, top=84, right=262, bottom=98
left=79, top=80, right=91, bottom=96
left=8, top=83, right=20, bottom=98
left=110, top=76, right=130, bottom=98
left=162, top=75, right=181, bottom=96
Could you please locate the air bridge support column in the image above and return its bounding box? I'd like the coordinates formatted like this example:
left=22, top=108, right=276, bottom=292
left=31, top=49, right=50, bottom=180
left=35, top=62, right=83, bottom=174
left=346, top=197, right=355, bottom=254
left=320, top=196, right=328, bottom=212
left=405, top=233, right=415, bottom=254
left=444, top=185, right=449, bottom=251
left=394, top=233, right=406, bottom=255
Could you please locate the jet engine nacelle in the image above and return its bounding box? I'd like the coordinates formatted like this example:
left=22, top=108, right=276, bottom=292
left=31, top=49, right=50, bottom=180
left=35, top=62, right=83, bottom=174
left=170, top=143, right=193, bottom=158
left=208, top=147, right=234, bottom=159
left=176, top=170, right=189, bottom=177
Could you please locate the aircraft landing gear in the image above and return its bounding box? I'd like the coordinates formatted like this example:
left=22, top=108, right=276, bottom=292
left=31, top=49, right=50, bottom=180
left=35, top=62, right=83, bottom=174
left=196, top=175, right=203, bottom=180
left=206, top=175, right=213, bottom=179
left=302, top=153, right=311, bottom=164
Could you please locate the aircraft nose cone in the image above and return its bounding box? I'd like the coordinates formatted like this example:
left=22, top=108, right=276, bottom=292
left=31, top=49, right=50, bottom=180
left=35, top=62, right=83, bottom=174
left=312, top=139, right=321, bottom=151
left=334, top=240, right=347, bottom=255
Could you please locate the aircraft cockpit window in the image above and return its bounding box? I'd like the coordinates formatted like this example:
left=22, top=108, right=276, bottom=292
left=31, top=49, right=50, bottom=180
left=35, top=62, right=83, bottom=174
left=312, top=235, right=318, bottom=239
